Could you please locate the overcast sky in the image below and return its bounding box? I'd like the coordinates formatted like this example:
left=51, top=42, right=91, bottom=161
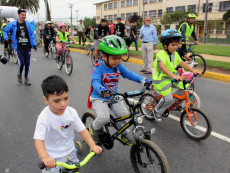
left=30, top=0, right=104, bottom=24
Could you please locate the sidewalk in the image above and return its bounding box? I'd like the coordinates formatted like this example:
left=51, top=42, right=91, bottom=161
left=83, top=41, right=230, bottom=62
left=128, top=46, right=230, bottom=62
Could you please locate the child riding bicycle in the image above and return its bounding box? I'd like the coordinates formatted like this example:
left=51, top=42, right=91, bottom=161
left=152, top=29, right=202, bottom=122
left=56, top=23, right=77, bottom=63
left=87, top=35, right=152, bottom=145
left=34, top=75, right=102, bottom=172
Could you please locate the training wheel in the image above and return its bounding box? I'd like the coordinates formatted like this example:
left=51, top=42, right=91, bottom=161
left=75, top=141, right=83, bottom=154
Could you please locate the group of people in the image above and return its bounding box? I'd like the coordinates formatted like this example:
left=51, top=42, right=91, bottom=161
left=2, top=10, right=201, bottom=172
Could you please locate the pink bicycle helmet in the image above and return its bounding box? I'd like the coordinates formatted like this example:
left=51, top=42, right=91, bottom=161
left=59, top=23, right=66, bottom=28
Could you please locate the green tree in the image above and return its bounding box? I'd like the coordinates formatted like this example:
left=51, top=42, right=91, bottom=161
left=6, top=0, right=40, bottom=14
left=223, top=9, right=230, bottom=22
left=208, top=20, right=224, bottom=45
left=160, top=10, right=198, bottom=26
left=83, top=16, right=96, bottom=29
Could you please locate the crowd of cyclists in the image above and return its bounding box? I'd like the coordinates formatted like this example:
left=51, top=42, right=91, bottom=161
left=0, top=9, right=209, bottom=172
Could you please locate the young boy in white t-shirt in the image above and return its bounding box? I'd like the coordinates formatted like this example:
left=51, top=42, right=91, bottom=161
left=34, top=75, right=102, bottom=172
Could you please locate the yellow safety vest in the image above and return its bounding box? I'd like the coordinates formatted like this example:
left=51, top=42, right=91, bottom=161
left=178, top=22, right=194, bottom=43
left=57, top=31, right=69, bottom=43
left=152, top=50, right=184, bottom=96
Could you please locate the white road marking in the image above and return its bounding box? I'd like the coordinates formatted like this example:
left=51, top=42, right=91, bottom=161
left=31, top=58, right=37, bottom=61
left=128, top=98, right=230, bottom=143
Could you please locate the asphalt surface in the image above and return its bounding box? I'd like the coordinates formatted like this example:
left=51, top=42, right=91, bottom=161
left=0, top=45, right=229, bottom=173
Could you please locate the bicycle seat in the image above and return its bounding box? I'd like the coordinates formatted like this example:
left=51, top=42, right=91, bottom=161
left=125, top=90, right=143, bottom=97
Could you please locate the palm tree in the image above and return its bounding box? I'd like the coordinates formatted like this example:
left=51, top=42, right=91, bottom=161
left=7, top=0, right=40, bottom=14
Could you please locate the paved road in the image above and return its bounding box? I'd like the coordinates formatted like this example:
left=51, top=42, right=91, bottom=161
left=0, top=45, right=229, bottom=173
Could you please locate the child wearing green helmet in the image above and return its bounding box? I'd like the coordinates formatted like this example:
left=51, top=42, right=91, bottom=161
left=152, top=29, right=202, bottom=122
left=87, top=35, right=152, bottom=145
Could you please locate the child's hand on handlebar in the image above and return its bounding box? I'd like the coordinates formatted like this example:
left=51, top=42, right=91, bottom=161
left=90, top=145, right=103, bottom=155
left=42, top=157, right=56, bottom=169
left=192, top=70, right=202, bottom=76
left=73, top=40, right=77, bottom=44
left=173, top=75, right=183, bottom=82
left=99, top=88, right=111, bottom=97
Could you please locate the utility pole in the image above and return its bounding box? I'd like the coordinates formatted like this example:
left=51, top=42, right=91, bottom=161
left=203, top=0, right=208, bottom=44
left=142, top=1, right=147, bottom=25
left=76, top=10, right=78, bottom=25
left=45, top=0, right=48, bottom=21
left=69, top=4, right=74, bottom=27
left=50, top=0, right=51, bottom=20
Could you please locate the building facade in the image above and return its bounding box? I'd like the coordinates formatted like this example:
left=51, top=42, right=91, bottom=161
left=94, top=0, right=230, bottom=38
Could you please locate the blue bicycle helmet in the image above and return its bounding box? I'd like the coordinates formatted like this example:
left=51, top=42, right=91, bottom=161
left=159, top=29, right=182, bottom=43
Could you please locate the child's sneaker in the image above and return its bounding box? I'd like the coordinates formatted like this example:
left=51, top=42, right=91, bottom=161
left=153, top=108, right=162, bottom=122
left=121, top=133, right=134, bottom=145
left=88, top=123, right=99, bottom=142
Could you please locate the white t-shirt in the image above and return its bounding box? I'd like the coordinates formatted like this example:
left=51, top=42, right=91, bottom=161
left=33, top=106, right=85, bottom=158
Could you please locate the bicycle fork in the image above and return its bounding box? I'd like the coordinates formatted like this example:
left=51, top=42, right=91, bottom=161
left=185, top=101, right=199, bottom=126
left=132, top=126, right=155, bottom=167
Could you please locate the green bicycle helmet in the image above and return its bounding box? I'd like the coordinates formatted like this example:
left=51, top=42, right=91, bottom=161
left=99, top=35, right=127, bottom=55
left=99, top=35, right=127, bottom=70
left=187, top=13, right=197, bottom=19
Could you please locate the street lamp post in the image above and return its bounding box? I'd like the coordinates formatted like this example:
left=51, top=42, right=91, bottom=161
left=142, top=1, right=147, bottom=25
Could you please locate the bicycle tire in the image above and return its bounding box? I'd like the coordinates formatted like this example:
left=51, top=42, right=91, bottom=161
left=82, top=111, right=97, bottom=129
left=65, top=54, right=73, bottom=75
left=91, top=49, right=98, bottom=66
left=86, top=44, right=91, bottom=55
left=180, top=107, right=212, bottom=141
left=51, top=44, right=57, bottom=60
left=139, top=93, right=158, bottom=120
left=12, top=49, right=18, bottom=64
left=189, top=54, right=207, bottom=75
left=130, top=139, right=169, bottom=173
left=57, top=56, right=63, bottom=70
left=44, top=48, right=49, bottom=58
left=122, top=46, right=130, bottom=62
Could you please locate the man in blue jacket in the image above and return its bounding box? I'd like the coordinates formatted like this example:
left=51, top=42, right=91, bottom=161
left=3, top=9, right=37, bottom=86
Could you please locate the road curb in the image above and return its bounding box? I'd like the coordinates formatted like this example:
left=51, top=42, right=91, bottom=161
left=69, top=48, right=230, bottom=83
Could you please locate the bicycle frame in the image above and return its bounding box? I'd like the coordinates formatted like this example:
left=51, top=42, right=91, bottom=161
left=147, top=89, right=198, bottom=126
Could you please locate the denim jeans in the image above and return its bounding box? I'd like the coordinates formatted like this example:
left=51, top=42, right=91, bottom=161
left=130, top=38, right=138, bottom=51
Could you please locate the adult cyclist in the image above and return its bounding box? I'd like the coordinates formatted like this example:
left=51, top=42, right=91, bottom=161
left=94, top=18, right=111, bottom=61
left=43, top=21, right=56, bottom=56
left=115, top=17, right=127, bottom=40
left=178, top=13, right=199, bottom=52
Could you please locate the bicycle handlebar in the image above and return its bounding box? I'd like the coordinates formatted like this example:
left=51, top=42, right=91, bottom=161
left=38, top=151, right=96, bottom=170
left=188, top=43, right=197, bottom=47
left=171, top=74, right=199, bottom=85
left=59, top=41, right=75, bottom=44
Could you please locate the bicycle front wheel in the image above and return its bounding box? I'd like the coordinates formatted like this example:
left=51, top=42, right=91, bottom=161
left=86, top=44, right=91, bottom=55
left=65, top=54, right=73, bottom=75
left=12, top=49, right=18, bottom=64
left=189, top=54, right=207, bottom=75
left=140, top=93, right=158, bottom=120
left=82, top=111, right=97, bottom=129
left=91, top=49, right=99, bottom=66
left=122, top=46, right=130, bottom=62
left=130, top=139, right=169, bottom=173
left=57, top=56, right=63, bottom=70
left=180, top=107, right=212, bottom=141
left=51, top=44, right=57, bottom=60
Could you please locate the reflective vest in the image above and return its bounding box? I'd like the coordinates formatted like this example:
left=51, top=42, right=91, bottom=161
left=57, top=31, right=69, bottom=43
left=1, top=23, right=6, bottom=37
left=152, top=50, right=184, bottom=96
left=178, top=22, right=194, bottom=43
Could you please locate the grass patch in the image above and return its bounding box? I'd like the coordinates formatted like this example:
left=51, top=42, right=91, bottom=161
left=205, top=59, right=230, bottom=70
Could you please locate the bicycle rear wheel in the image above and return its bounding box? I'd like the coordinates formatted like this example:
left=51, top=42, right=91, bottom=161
left=51, top=44, right=57, bottom=60
left=189, top=54, right=206, bottom=75
left=65, top=54, right=73, bottom=75
left=122, top=46, right=130, bottom=62
left=140, top=93, right=158, bottom=120
left=180, top=107, right=212, bottom=141
left=130, top=139, right=169, bottom=173
left=86, top=44, right=91, bottom=55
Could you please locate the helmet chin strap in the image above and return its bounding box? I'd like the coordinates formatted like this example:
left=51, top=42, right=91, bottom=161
left=164, top=45, right=172, bottom=61
left=103, top=55, right=117, bottom=73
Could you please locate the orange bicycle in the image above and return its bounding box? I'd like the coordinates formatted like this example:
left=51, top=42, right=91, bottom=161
left=140, top=74, right=212, bottom=141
